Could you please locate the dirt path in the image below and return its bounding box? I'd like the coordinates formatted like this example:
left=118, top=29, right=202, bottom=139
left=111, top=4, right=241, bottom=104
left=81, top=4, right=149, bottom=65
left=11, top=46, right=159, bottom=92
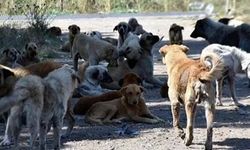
left=0, top=13, right=250, bottom=150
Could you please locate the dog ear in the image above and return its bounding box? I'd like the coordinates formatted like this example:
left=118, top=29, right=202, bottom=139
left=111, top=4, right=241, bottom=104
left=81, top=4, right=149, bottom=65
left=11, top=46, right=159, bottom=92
left=181, top=26, right=184, bottom=30
left=139, top=86, right=144, bottom=93
left=180, top=45, right=189, bottom=53
left=120, top=86, right=127, bottom=95
left=68, top=25, right=72, bottom=30
left=77, top=26, right=80, bottom=32
left=113, top=25, right=118, bottom=31
left=92, top=69, right=99, bottom=79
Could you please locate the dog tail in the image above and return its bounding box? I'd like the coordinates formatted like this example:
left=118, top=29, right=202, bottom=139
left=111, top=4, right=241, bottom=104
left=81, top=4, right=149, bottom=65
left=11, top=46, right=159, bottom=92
left=199, top=52, right=224, bottom=81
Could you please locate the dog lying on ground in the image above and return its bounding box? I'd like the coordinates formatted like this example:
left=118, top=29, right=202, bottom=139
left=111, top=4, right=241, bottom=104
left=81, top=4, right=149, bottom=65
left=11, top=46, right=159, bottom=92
left=128, top=18, right=147, bottom=35
left=201, top=44, right=250, bottom=106
left=159, top=44, right=224, bottom=150
left=169, top=23, right=184, bottom=45
left=85, top=84, right=163, bottom=124
left=113, top=22, right=131, bottom=48
left=104, top=32, right=163, bottom=89
left=62, top=73, right=143, bottom=137
left=17, top=42, right=40, bottom=66
left=0, top=65, right=79, bottom=150
left=76, top=64, right=113, bottom=96
left=72, top=33, right=119, bottom=71
left=0, top=48, right=21, bottom=68
left=68, top=24, right=81, bottom=57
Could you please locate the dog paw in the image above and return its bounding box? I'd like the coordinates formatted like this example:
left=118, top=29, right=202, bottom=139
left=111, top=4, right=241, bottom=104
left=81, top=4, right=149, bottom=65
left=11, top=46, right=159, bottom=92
left=184, top=136, right=193, bottom=146
left=0, top=137, right=12, bottom=146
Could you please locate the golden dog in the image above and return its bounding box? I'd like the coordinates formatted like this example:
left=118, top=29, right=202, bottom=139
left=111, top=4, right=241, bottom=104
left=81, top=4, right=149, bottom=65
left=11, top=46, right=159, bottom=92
left=159, top=44, right=223, bottom=150
left=85, top=84, right=163, bottom=124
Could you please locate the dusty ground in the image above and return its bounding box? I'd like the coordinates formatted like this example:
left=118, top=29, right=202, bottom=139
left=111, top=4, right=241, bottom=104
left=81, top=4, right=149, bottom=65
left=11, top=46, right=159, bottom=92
left=1, top=13, right=250, bottom=150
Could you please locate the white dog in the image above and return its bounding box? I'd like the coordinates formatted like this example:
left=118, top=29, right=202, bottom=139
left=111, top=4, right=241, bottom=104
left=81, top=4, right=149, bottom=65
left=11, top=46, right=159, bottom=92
left=201, top=44, right=250, bottom=106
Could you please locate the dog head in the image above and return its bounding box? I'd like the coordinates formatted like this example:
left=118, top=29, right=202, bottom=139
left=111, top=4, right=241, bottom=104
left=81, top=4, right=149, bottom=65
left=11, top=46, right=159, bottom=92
left=120, top=84, right=143, bottom=105
left=47, top=26, right=62, bottom=36
left=190, top=18, right=209, bottom=38
left=25, top=42, right=38, bottom=59
left=113, top=22, right=131, bottom=39
left=85, top=31, right=102, bottom=39
left=119, top=33, right=142, bottom=61
left=1, top=48, right=20, bottom=63
left=128, top=18, right=139, bottom=31
left=84, top=65, right=113, bottom=85
left=68, top=24, right=80, bottom=35
left=118, top=72, right=142, bottom=87
left=169, top=23, right=184, bottom=32
left=139, top=32, right=160, bottom=52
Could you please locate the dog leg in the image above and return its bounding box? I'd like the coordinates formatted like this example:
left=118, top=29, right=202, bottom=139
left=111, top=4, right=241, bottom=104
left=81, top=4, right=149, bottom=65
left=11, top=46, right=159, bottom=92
left=184, top=102, right=197, bottom=146
left=62, top=109, right=75, bottom=138
left=103, top=107, right=117, bottom=124
left=228, top=74, right=242, bottom=107
left=204, top=101, right=215, bottom=150
left=130, top=115, right=159, bottom=124
left=215, top=79, right=223, bottom=106
left=52, top=115, right=63, bottom=150
left=73, top=53, right=79, bottom=71
left=39, top=121, right=49, bottom=150
left=11, top=106, right=23, bottom=149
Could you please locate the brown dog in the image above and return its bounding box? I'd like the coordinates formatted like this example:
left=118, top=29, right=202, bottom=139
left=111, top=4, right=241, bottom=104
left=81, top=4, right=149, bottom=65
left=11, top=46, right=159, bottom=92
left=68, top=24, right=80, bottom=57
left=159, top=44, right=224, bottom=150
left=17, top=42, right=40, bottom=66
left=85, top=84, right=163, bottom=124
left=0, top=48, right=21, bottom=68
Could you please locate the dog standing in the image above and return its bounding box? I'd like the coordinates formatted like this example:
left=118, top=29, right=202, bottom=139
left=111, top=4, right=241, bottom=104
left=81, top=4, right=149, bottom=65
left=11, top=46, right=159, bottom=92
left=160, top=44, right=223, bottom=150
left=169, top=23, right=184, bottom=45
left=68, top=24, right=80, bottom=57
left=201, top=44, right=250, bottom=106
left=113, top=22, right=131, bottom=48
left=85, top=84, right=163, bottom=124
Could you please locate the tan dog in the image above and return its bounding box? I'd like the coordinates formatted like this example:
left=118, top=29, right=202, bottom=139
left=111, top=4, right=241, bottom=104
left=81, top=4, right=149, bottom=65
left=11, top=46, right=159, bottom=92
left=0, top=65, right=79, bottom=149
left=159, top=44, right=224, bottom=150
left=0, top=48, right=21, bottom=68
left=17, top=42, right=40, bottom=66
left=72, top=33, right=119, bottom=71
left=68, top=24, right=80, bottom=57
left=85, top=84, right=163, bottom=124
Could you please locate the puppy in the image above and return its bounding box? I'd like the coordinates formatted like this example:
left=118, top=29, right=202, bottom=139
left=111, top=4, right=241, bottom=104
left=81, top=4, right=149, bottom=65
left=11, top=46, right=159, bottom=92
left=201, top=44, right=250, bottom=106
left=159, top=44, right=224, bottom=150
left=47, top=26, right=62, bottom=36
left=0, top=65, right=79, bottom=149
left=68, top=24, right=80, bottom=57
left=0, top=48, right=21, bottom=68
left=104, top=32, right=162, bottom=89
left=113, top=22, right=131, bottom=48
left=85, top=84, right=163, bottom=124
left=72, top=33, right=119, bottom=71
left=17, top=42, right=40, bottom=66
left=128, top=18, right=146, bottom=35
left=77, top=64, right=113, bottom=96
left=169, top=23, right=184, bottom=45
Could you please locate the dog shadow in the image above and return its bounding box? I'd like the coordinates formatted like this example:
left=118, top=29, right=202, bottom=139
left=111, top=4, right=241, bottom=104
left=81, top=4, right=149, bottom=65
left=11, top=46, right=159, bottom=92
left=213, top=138, right=250, bottom=149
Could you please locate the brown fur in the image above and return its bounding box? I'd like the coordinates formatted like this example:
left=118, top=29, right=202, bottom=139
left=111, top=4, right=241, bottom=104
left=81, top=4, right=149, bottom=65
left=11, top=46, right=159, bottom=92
left=17, top=42, right=40, bottom=66
left=159, top=44, right=224, bottom=150
left=0, top=48, right=21, bottom=68
left=68, top=24, right=80, bottom=57
left=85, top=84, right=163, bottom=124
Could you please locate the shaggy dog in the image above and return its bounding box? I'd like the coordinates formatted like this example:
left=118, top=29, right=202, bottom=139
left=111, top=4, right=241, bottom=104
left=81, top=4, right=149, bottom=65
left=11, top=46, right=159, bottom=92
left=159, top=44, right=224, bottom=150
left=72, top=33, right=119, bottom=71
left=201, top=44, right=250, bottom=106
left=17, top=42, right=40, bottom=66
left=62, top=73, right=142, bottom=137
left=169, top=23, right=184, bottom=45
left=113, top=22, right=131, bottom=48
left=85, top=84, right=163, bottom=124
left=0, top=65, right=79, bottom=150
left=128, top=18, right=146, bottom=35
left=77, top=64, right=113, bottom=96
left=103, top=32, right=163, bottom=89
left=190, top=18, right=239, bottom=47
left=0, top=48, right=21, bottom=68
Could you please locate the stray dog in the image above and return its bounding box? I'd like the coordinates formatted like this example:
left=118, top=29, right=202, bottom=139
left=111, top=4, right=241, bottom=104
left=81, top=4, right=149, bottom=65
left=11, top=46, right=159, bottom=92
left=77, top=64, right=113, bottom=96
left=0, top=65, right=79, bottom=149
left=72, top=33, right=119, bottom=71
left=85, top=84, right=163, bottom=124
left=201, top=44, right=250, bottom=106
left=159, top=44, right=224, bottom=150
left=113, top=22, right=131, bottom=48
left=17, top=42, right=40, bottom=66
left=0, top=48, right=21, bottom=68
left=169, top=23, right=184, bottom=45
left=128, top=18, right=146, bottom=35
left=104, top=32, right=163, bottom=89
left=191, top=18, right=239, bottom=47
left=68, top=24, right=80, bottom=57
left=63, top=73, right=142, bottom=137
left=85, top=31, right=102, bottom=39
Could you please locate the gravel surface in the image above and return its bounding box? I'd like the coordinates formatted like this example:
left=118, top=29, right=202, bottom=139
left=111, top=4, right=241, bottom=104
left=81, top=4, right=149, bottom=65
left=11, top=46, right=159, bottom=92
left=0, top=13, right=250, bottom=150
